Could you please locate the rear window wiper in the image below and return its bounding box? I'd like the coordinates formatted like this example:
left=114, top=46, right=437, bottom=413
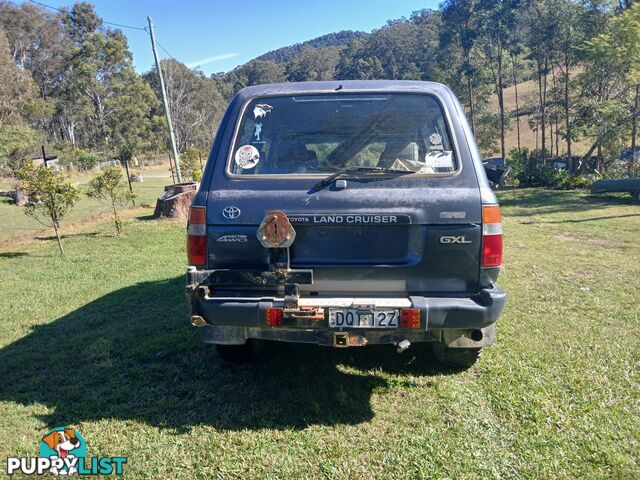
left=313, top=166, right=414, bottom=190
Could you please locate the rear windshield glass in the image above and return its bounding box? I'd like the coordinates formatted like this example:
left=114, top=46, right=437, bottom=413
left=229, top=93, right=457, bottom=175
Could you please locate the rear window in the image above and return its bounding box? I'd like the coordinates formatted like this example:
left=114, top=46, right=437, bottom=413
left=228, top=93, right=457, bottom=176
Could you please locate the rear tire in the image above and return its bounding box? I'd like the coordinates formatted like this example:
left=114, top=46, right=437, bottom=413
left=215, top=341, right=259, bottom=363
left=432, top=342, right=482, bottom=368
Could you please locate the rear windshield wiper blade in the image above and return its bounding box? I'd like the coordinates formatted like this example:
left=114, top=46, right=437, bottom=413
left=313, top=166, right=413, bottom=190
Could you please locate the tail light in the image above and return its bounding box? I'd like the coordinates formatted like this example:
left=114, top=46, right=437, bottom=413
left=482, top=205, right=503, bottom=268
left=400, top=308, right=421, bottom=328
left=187, top=206, right=206, bottom=266
left=265, top=307, right=284, bottom=327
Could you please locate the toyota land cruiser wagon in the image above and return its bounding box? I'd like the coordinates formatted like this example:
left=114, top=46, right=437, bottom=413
left=186, top=80, right=506, bottom=368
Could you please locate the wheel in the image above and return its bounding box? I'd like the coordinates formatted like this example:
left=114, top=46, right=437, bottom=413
left=632, top=190, right=640, bottom=204
left=432, top=342, right=482, bottom=368
left=215, top=341, right=260, bottom=363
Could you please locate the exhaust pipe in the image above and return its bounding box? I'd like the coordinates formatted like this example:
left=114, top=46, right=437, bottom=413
left=470, top=329, right=483, bottom=342
left=191, top=315, right=207, bottom=327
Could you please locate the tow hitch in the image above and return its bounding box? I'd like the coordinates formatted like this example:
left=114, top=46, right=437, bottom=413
left=333, top=332, right=349, bottom=348
left=332, top=332, right=368, bottom=348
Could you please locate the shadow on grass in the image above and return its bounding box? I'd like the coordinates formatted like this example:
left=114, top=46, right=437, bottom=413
left=498, top=189, right=634, bottom=217
left=135, top=214, right=156, bottom=221
left=35, top=232, right=101, bottom=241
left=0, top=251, right=28, bottom=258
left=0, top=276, right=449, bottom=432
left=521, top=213, right=640, bottom=225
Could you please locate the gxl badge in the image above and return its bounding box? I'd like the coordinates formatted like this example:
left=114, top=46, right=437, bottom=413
left=222, top=206, right=241, bottom=220
left=440, top=236, right=472, bottom=244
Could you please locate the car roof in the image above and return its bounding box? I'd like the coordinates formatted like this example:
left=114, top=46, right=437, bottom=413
left=235, top=80, right=453, bottom=102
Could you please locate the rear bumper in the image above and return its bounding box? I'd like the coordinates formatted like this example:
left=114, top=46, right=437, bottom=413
left=186, top=271, right=506, bottom=347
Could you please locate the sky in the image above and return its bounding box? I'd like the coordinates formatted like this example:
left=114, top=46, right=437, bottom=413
left=24, top=0, right=439, bottom=75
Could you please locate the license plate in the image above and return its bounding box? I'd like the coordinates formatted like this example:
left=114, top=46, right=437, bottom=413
left=328, top=309, right=399, bottom=328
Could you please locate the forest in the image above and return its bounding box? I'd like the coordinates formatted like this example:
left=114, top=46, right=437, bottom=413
left=0, top=0, right=638, bottom=180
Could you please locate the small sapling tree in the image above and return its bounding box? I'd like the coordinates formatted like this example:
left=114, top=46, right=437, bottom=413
left=16, top=162, right=80, bottom=255
left=87, top=166, right=135, bottom=235
left=180, top=147, right=203, bottom=182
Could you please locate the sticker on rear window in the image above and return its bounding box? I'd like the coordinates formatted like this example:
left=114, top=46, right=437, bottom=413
left=424, top=151, right=453, bottom=169
left=235, top=145, right=260, bottom=169
left=429, top=132, right=442, bottom=146
left=253, top=104, right=273, bottom=119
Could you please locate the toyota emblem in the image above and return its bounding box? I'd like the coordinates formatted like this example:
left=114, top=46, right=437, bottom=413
left=222, top=206, right=241, bottom=220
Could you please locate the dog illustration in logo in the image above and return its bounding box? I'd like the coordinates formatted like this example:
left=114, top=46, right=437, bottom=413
left=42, top=429, right=80, bottom=476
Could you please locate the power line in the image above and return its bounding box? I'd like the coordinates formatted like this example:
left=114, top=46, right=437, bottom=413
left=153, top=38, right=176, bottom=60
left=28, top=0, right=147, bottom=31
left=103, top=21, right=146, bottom=32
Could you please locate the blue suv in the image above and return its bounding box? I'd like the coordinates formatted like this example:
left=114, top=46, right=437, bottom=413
left=186, top=80, right=506, bottom=368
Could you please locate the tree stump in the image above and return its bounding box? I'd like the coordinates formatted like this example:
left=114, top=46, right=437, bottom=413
left=153, top=183, right=198, bottom=219
left=0, top=188, right=28, bottom=205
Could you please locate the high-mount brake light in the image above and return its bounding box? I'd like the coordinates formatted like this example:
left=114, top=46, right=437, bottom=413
left=187, top=206, right=206, bottom=266
left=482, top=205, right=502, bottom=268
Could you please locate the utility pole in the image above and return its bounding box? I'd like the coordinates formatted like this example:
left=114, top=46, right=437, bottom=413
left=147, top=16, right=182, bottom=183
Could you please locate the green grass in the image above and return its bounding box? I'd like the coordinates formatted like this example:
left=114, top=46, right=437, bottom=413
left=0, top=189, right=638, bottom=479
left=0, top=176, right=168, bottom=244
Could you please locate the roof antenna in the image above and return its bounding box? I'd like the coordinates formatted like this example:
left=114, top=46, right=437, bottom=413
left=335, top=84, right=343, bottom=91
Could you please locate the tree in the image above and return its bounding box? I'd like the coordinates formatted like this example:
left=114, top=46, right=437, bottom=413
left=551, top=0, right=586, bottom=169
left=179, top=147, right=203, bottom=182
left=107, top=72, right=157, bottom=165
left=440, top=0, right=481, bottom=133
left=257, top=30, right=367, bottom=63
left=336, top=19, right=427, bottom=80
left=0, top=2, right=67, bottom=103
left=16, top=162, right=80, bottom=254
left=523, top=0, right=557, bottom=156
left=64, top=3, right=141, bottom=148
left=0, top=124, right=39, bottom=172
left=475, top=0, right=520, bottom=161
left=87, top=166, right=135, bottom=235
left=146, top=59, right=225, bottom=151
left=0, top=30, right=35, bottom=127
left=574, top=3, right=638, bottom=172
left=285, top=46, right=340, bottom=81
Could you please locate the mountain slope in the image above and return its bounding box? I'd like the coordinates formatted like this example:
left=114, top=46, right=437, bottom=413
left=256, top=30, right=368, bottom=64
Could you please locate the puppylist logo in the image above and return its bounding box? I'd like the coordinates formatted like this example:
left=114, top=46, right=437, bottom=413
left=6, top=427, right=127, bottom=476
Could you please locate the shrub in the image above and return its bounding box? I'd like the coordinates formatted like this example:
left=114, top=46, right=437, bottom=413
left=87, top=166, right=135, bottom=235
left=179, top=147, right=203, bottom=182
left=559, top=175, right=594, bottom=190
left=74, top=149, right=102, bottom=170
left=508, top=148, right=560, bottom=187
left=16, top=161, right=79, bottom=254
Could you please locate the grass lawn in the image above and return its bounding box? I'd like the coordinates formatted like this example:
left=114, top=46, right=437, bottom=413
left=0, top=189, right=638, bottom=479
left=0, top=176, right=169, bottom=245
